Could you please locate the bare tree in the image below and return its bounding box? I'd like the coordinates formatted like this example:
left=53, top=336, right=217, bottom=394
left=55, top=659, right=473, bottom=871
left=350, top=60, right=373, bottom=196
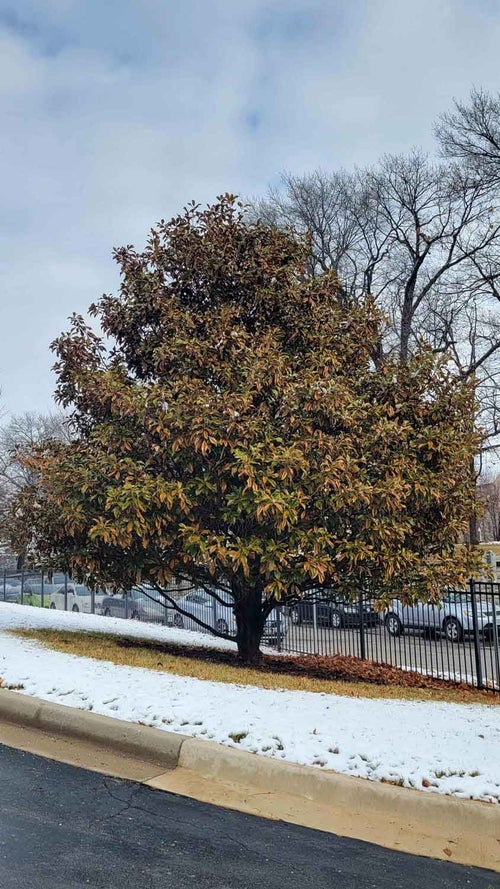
left=253, top=170, right=360, bottom=288
left=0, top=412, right=70, bottom=493
left=423, top=292, right=500, bottom=541
left=436, top=87, right=500, bottom=183
left=0, top=412, right=71, bottom=567
left=254, top=99, right=500, bottom=549
left=254, top=152, right=500, bottom=363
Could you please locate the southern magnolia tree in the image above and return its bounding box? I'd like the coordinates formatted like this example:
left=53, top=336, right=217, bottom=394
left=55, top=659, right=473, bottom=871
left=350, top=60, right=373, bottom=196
left=12, top=197, right=482, bottom=662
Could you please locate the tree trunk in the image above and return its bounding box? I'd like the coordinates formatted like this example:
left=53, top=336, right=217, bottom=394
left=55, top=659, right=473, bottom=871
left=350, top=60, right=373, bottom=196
left=400, top=302, right=413, bottom=364
left=469, top=457, right=480, bottom=545
left=236, top=621, right=264, bottom=665
left=469, top=511, right=479, bottom=546
left=233, top=582, right=265, bottom=665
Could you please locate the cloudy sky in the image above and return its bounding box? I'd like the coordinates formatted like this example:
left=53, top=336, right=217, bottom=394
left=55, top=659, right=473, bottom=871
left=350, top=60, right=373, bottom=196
left=1, top=0, right=500, bottom=416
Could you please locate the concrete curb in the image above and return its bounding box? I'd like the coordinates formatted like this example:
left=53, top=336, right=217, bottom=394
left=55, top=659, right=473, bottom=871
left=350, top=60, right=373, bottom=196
left=1, top=688, right=499, bottom=869
left=179, top=736, right=500, bottom=837
left=0, top=689, right=187, bottom=769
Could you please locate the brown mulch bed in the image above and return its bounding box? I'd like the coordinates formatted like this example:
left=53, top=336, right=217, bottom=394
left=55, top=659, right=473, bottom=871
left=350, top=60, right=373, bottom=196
left=116, top=636, right=482, bottom=694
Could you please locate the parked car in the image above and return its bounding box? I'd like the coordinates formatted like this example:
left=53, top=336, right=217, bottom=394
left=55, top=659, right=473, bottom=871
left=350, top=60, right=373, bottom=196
left=2, top=573, right=68, bottom=605
left=172, top=588, right=288, bottom=642
left=288, top=593, right=380, bottom=629
left=49, top=583, right=105, bottom=614
left=101, top=588, right=169, bottom=623
left=384, top=591, right=500, bottom=643
left=2, top=578, right=22, bottom=603
left=17, top=579, right=50, bottom=607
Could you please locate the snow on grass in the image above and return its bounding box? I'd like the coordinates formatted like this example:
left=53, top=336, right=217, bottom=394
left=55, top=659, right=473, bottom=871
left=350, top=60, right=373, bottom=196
left=0, top=601, right=239, bottom=651
left=1, top=603, right=500, bottom=803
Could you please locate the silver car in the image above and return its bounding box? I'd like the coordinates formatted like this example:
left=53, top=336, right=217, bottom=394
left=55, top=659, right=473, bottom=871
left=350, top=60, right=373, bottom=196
left=101, top=588, right=169, bottom=623
left=385, top=590, right=500, bottom=643
left=172, top=588, right=288, bottom=642
left=49, top=583, right=106, bottom=614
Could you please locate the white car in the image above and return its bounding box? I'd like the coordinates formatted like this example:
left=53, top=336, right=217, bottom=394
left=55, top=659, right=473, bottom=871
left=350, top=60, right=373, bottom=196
left=173, top=588, right=288, bottom=642
left=49, top=583, right=105, bottom=614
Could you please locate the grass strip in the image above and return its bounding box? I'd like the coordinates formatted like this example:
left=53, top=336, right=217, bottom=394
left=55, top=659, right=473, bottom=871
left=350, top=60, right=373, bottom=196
left=8, top=628, right=499, bottom=705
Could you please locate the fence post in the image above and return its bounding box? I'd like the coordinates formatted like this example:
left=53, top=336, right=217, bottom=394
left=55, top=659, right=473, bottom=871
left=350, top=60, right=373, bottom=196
left=41, top=571, right=45, bottom=609
left=358, top=589, right=366, bottom=660
left=3, top=569, right=5, bottom=602
left=469, top=579, right=484, bottom=690
left=125, top=592, right=129, bottom=620
left=64, top=573, right=68, bottom=611
left=212, top=595, right=217, bottom=631
left=20, top=570, right=24, bottom=605
left=491, top=588, right=500, bottom=691
left=313, top=599, right=318, bottom=652
left=276, top=607, right=282, bottom=652
left=91, top=588, right=95, bottom=615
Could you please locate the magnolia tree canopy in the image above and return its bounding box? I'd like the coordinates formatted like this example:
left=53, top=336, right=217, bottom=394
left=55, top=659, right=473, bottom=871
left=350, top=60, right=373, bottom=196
left=11, top=196, right=482, bottom=662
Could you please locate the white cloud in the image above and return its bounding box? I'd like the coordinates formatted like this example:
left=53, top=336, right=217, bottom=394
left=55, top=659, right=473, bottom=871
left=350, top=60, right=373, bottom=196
left=1, top=0, right=500, bottom=413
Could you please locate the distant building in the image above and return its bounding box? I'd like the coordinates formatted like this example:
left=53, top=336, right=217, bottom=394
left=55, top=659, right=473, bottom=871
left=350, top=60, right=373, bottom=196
left=477, top=474, right=500, bottom=543
left=477, top=541, right=500, bottom=582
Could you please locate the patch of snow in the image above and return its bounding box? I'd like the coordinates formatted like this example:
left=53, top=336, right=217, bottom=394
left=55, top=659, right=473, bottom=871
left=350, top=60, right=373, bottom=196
left=0, top=601, right=239, bottom=651
left=1, top=603, right=499, bottom=803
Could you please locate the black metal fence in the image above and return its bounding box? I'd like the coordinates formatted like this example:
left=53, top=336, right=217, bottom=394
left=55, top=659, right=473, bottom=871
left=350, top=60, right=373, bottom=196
left=280, top=582, right=500, bottom=692
left=2, top=570, right=499, bottom=692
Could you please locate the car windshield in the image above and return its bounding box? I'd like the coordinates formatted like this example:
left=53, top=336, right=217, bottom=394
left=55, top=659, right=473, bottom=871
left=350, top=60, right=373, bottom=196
left=444, top=592, right=470, bottom=605
left=131, top=589, right=146, bottom=601
left=132, top=589, right=159, bottom=602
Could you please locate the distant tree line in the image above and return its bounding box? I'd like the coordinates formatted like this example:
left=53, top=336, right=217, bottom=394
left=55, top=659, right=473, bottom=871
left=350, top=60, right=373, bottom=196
left=253, top=88, right=500, bottom=543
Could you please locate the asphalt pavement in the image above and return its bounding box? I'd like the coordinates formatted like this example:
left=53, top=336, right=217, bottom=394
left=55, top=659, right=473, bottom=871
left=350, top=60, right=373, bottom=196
left=0, top=743, right=498, bottom=889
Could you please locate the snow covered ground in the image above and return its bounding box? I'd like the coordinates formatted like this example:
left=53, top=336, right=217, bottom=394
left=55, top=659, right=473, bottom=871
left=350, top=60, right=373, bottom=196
left=1, top=602, right=499, bottom=803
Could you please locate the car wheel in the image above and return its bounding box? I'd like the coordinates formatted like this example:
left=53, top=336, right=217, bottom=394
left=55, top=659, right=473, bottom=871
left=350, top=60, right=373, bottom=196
left=216, top=618, right=229, bottom=635
left=424, top=626, right=439, bottom=640
left=173, top=613, right=184, bottom=629
left=385, top=613, right=403, bottom=636
left=444, top=617, right=463, bottom=643
left=290, top=607, right=301, bottom=626
left=483, top=626, right=498, bottom=646
left=330, top=609, right=343, bottom=629
left=104, top=607, right=111, bottom=617
left=72, top=604, right=79, bottom=613
left=50, top=602, right=56, bottom=610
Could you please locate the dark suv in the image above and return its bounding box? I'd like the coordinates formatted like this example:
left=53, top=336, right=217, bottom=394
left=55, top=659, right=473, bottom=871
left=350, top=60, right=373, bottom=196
left=288, top=593, right=379, bottom=629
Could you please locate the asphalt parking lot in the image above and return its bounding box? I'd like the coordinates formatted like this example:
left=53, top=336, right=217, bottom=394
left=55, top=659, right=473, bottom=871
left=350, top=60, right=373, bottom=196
left=0, top=744, right=498, bottom=889
left=279, top=621, right=500, bottom=687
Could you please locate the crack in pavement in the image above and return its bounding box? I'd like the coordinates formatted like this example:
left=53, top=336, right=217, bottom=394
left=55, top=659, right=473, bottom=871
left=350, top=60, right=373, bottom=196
left=99, top=776, right=306, bottom=875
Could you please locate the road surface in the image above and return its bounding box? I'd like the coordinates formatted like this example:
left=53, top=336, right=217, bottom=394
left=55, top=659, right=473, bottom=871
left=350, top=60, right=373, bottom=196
left=0, top=744, right=497, bottom=888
